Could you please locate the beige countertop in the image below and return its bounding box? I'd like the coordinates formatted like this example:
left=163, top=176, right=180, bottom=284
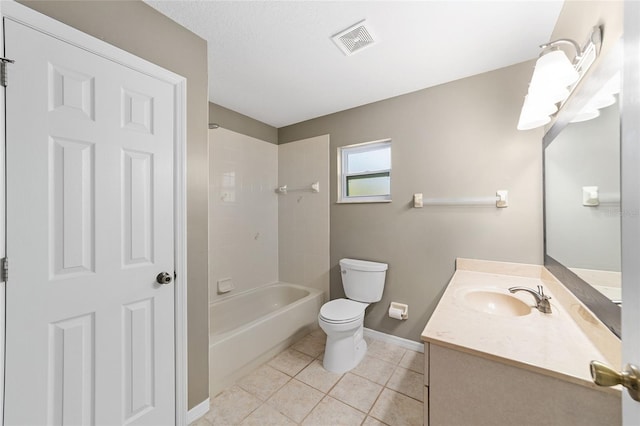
left=421, top=258, right=621, bottom=395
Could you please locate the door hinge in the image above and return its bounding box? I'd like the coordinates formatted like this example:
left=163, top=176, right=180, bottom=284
left=1, top=257, right=8, bottom=282
left=0, top=57, right=15, bottom=87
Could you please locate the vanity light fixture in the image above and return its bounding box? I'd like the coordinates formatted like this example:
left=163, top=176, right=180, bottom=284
left=570, top=70, right=620, bottom=123
left=517, top=26, right=603, bottom=130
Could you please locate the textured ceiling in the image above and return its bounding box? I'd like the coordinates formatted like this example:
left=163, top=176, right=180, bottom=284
left=145, top=1, right=564, bottom=128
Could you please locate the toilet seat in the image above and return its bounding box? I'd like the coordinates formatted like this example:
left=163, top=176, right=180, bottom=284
left=319, top=298, right=368, bottom=324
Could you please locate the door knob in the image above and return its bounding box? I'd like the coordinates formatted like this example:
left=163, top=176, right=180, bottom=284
left=590, top=360, right=640, bottom=401
left=156, top=272, right=172, bottom=285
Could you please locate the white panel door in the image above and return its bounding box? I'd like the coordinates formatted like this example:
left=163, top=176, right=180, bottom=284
left=623, top=1, right=640, bottom=423
left=4, top=18, right=176, bottom=425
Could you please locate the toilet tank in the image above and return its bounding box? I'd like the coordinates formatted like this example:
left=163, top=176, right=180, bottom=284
left=339, top=258, right=388, bottom=303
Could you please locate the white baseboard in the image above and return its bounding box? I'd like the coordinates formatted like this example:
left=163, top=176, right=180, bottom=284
left=187, top=398, right=210, bottom=425
left=364, top=328, right=424, bottom=353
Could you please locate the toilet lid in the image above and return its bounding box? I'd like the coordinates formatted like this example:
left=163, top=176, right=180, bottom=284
left=320, top=299, right=367, bottom=323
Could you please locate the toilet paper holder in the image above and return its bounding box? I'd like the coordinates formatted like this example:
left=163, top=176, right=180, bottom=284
left=389, top=302, right=409, bottom=320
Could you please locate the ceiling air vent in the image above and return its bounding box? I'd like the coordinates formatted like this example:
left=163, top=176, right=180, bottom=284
left=331, top=20, right=376, bottom=56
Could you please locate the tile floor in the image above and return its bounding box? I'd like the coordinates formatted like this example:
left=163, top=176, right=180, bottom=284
left=193, top=329, right=425, bottom=426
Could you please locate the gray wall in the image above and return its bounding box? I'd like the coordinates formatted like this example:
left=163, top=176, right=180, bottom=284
left=209, top=102, right=278, bottom=144
left=18, top=0, right=210, bottom=409
left=279, top=62, right=544, bottom=342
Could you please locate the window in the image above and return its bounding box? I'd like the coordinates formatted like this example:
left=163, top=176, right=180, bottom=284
left=338, top=139, right=391, bottom=203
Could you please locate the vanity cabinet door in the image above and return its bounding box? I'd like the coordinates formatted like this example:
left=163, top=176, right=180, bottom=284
left=428, top=345, right=620, bottom=426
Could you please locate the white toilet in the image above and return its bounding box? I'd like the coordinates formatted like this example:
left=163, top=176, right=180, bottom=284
left=318, top=258, right=388, bottom=373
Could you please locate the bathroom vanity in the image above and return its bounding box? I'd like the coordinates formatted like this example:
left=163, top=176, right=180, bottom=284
left=421, top=259, right=621, bottom=426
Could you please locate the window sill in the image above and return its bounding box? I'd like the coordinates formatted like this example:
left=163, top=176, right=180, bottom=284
left=336, top=199, right=392, bottom=204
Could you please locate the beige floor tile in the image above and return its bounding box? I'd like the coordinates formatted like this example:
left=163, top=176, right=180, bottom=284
left=367, top=339, right=407, bottom=364
left=310, top=328, right=326, bottom=339
left=363, top=416, right=387, bottom=426
left=370, top=388, right=423, bottom=426
left=238, top=364, right=291, bottom=401
left=203, top=332, right=424, bottom=426
left=292, top=334, right=326, bottom=358
left=386, top=367, right=424, bottom=401
left=351, top=354, right=396, bottom=385
left=267, top=379, right=324, bottom=423
left=189, top=415, right=212, bottom=426
left=206, top=386, right=262, bottom=425
left=295, top=359, right=343, bottom=393
left=329, top=373, right=382, bottom=413
left=399, top=350, right=424, bottom=374
left=239, top=404, right=297, bottom=426
left=268, top=348, right=314, bottom=376
left=302, top=396, right=366, bottom=426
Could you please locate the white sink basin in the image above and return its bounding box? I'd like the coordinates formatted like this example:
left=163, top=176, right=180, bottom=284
left=462, top=289, right=531, bottom=317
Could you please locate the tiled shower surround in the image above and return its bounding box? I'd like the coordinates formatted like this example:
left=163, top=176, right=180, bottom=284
left=194, top=330, right=424, bottom=425
left=209, top=128, right=279, bottom=301
left=209, top=129, right=330, bottom=301
left=278, top=135, right=330, bottom=295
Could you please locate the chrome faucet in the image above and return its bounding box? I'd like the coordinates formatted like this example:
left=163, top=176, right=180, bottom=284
left=508, top=285, right=552, bottom=314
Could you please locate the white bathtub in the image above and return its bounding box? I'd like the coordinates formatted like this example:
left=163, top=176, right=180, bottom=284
left=209, top=282, right=324, bottom=397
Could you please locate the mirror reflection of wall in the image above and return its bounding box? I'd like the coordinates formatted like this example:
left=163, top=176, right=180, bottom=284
left=545, top=97, right=621, bottom=303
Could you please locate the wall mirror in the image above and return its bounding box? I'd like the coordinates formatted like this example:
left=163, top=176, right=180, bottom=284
left=543, top=39, right=622, bottom=337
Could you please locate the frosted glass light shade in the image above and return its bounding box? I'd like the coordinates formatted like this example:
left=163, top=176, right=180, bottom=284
left=517, top=114, right=550, bottom=131
left=569, top=93, right=615, bottom=124
left=603, top=71, right=621, bottom=95
left=570, top=109, right=600, bottom=123
left=517, top=49, right=579, bottom=130
left=569, top=71, right=619, bottom=124
left=589, top=94, right=616, bottom=110
left=517, top=95, right=557, bottom=130
left=528, top=79, right=570, bottom=103
left=530, top=50, right=579, bottom=89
